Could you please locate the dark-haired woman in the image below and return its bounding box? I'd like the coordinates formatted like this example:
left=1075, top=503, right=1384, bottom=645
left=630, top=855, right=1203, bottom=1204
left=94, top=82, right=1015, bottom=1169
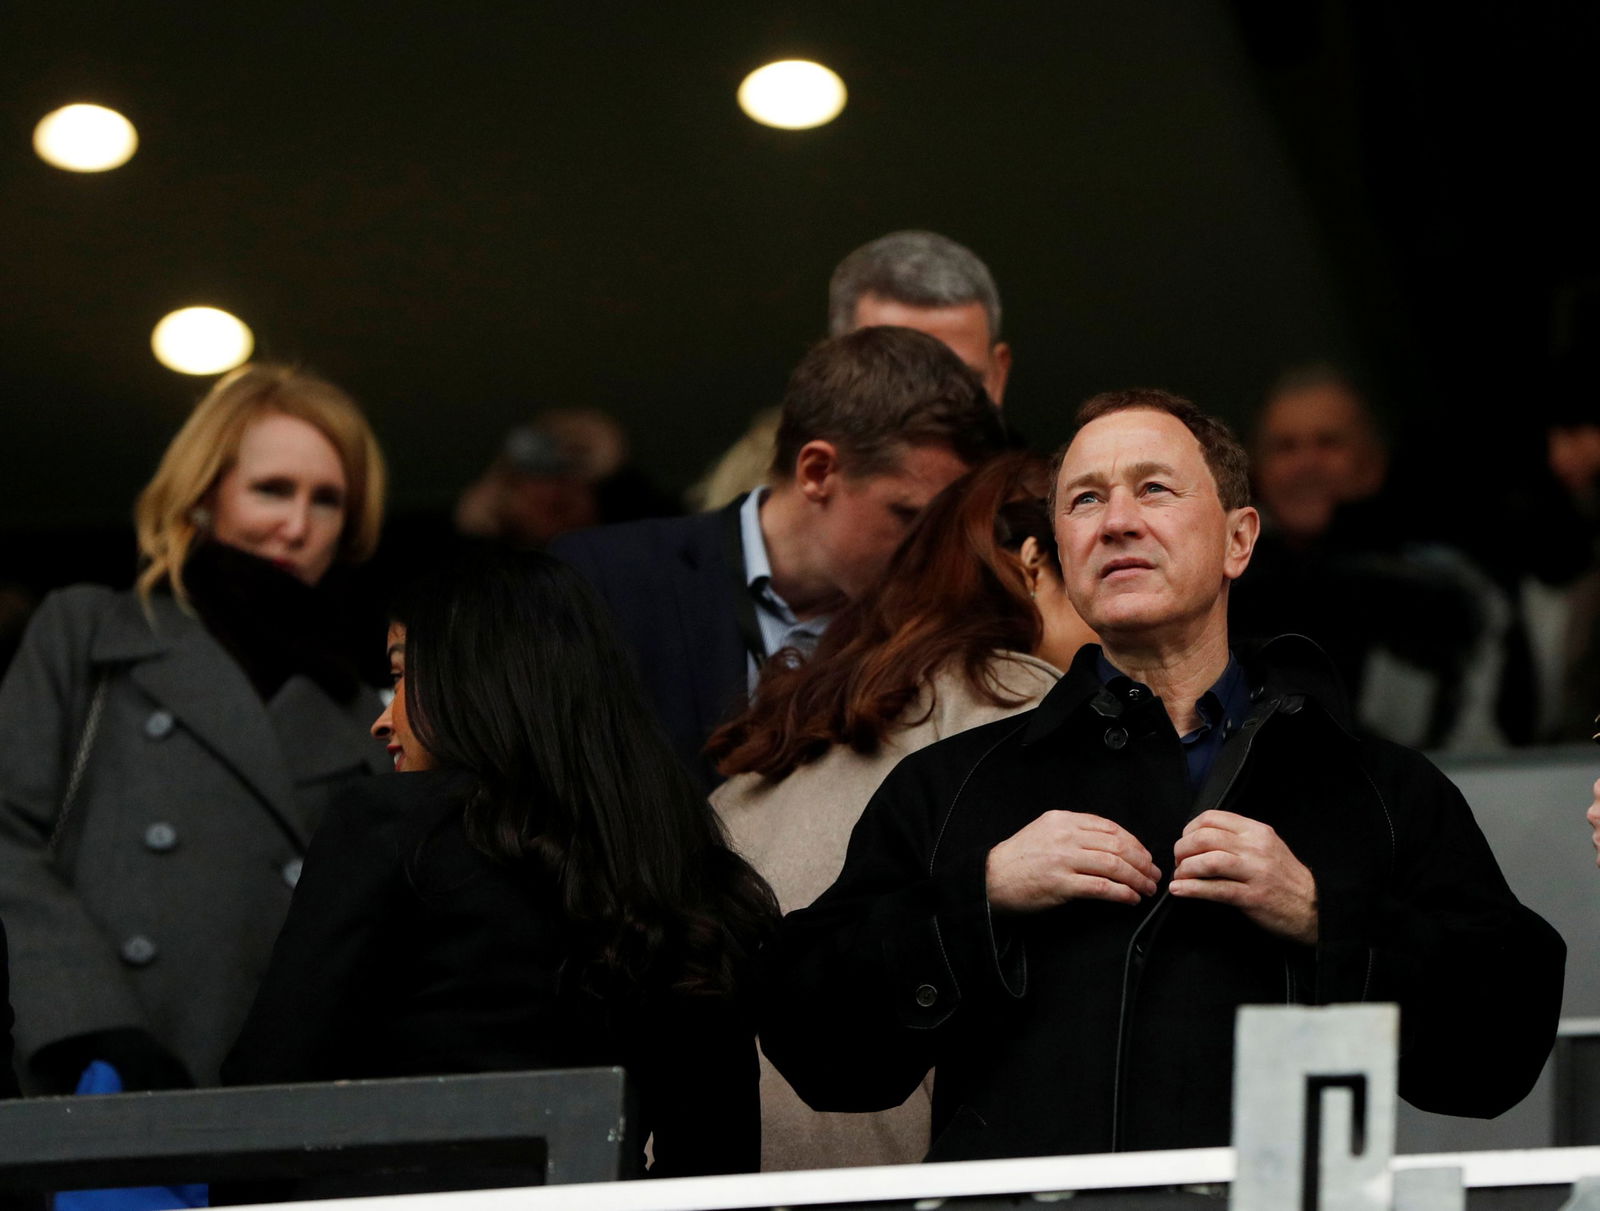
left=707, top=452, right=1094, bottom=1171
left=222, top=552, right=777, bottom=1190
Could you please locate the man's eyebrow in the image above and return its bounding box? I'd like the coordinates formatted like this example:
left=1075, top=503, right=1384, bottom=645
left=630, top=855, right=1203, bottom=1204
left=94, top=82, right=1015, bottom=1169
left=1123, top=460, right=1179, bottom=482
left=1059, top=460, right=1180, bottom=496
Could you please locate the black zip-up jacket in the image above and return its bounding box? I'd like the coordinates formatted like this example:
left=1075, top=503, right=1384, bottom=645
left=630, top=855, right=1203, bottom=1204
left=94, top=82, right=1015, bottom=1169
left=757, top=636, right=1565, bottom=1161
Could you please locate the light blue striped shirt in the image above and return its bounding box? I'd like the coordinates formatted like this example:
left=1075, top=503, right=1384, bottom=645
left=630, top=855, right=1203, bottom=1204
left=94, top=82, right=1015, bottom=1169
left=739, top=487, right=831, bottom=690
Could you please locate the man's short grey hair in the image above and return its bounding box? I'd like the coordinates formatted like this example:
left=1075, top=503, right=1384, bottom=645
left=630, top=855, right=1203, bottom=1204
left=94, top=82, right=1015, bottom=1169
left=828, top=230, right=1002, bottom=341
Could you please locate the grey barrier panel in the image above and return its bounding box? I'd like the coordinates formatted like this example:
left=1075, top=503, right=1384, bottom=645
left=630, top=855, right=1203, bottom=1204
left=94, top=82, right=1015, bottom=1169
left=1556, top=1032, right=1600, bottom=1147
left=1394, top=1167, right=1466, bottom=1211
left=0, top=1067, right=634, bottom=1193
left=1231, top=1003, right=1399, bottom=1211
left=1401, top=748, right=1597, bottom=1156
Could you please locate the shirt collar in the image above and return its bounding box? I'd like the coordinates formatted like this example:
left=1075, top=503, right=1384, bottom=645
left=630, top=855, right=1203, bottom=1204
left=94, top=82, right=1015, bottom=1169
left=739, top=487, right=774, bottom=590
left=1191, top=657, right=1250, bottom=741
left=1095, top=651, right=1249, bottom=740
left=739, top=486, right=803, bottom=625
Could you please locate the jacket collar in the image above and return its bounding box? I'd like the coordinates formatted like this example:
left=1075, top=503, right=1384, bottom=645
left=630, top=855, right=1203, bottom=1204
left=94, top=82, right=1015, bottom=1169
left=1020, top=631, right=1356, bottom=747
left=1237, top=632, right=1357, bottom=736
left=88, top=591, right=175, bottom=664
left=86, top=592, right=374, bottom=846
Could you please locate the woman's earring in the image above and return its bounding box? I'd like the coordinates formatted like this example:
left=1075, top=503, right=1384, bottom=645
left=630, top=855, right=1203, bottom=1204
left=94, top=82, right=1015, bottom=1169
left=189, top=506, right=213, bottom=531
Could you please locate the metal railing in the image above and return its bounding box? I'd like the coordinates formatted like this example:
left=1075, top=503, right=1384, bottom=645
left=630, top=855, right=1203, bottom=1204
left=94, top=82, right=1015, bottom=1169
left=0, top=1067, right=634, bottom=1197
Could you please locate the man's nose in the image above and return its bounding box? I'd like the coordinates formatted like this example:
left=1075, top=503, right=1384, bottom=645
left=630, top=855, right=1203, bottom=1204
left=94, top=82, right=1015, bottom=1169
left=1100, top=486, right=1141, bottom=537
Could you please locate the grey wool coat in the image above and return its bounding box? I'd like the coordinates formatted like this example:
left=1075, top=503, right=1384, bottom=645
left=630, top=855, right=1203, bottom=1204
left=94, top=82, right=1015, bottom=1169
left=0, top=585, right=388, bottom=1090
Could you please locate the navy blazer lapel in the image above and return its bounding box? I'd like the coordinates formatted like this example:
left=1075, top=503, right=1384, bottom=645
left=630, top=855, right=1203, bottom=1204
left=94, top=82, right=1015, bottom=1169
left=91, top=594, right=304, bottom=844
left=672, top=500, right=751, bottom=745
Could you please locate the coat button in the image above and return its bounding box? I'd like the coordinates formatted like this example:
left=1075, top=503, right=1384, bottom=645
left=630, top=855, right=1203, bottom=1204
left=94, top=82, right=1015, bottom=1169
left=143, top=710, right=175, bottom=739
left=914, top=984, right=938, bottom=1008
left=143, top=823, right=178, bottom=853
left=281, top=858, right=304, bottom=889
left=1104, top=727, right=1128, bottom=750
left=1124, top=684, right=1148, bottom=702
left=120, top=935, right=157, bottom=967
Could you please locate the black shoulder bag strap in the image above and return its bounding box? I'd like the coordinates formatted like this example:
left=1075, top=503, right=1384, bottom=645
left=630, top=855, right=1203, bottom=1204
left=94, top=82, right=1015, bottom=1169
left=47, top=667, right=110, bottom=873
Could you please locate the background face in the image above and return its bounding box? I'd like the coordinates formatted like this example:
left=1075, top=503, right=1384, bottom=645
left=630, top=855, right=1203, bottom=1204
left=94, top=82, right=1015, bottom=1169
left=814, top=443, right=970, bottom=602
left=372, top=622, right=435, bottom=773
left=850, top=295, right=1006, bottom=402
left=1255, top=383, right=1385, bottom=541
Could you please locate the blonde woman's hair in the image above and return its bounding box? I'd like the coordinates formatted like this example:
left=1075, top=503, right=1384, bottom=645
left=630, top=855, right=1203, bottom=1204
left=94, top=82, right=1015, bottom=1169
left=685, top=407, right=781, bottom=512
left=134, top=364, right=386, bottom=603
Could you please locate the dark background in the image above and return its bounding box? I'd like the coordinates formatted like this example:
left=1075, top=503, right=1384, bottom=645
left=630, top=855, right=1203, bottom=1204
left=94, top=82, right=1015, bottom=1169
left=3, top=0, right=1595, bottom=587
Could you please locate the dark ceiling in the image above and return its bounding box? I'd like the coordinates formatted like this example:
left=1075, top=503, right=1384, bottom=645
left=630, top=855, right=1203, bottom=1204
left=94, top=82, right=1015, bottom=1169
left=3, top=2, right=1596, bottom=558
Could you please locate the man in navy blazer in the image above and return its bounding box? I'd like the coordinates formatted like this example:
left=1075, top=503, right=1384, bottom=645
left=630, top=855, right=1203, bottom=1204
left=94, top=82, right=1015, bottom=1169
left=553, top=327, right=1007, bottom=789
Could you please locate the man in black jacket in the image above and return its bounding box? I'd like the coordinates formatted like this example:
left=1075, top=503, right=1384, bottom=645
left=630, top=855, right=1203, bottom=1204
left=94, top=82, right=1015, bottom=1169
left=758, top=388, right=1565, bottom=1161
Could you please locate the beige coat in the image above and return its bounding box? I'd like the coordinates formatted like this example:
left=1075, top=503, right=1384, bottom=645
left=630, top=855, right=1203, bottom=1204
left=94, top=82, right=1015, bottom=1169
left=713, top=651, right=1061, bottom=1171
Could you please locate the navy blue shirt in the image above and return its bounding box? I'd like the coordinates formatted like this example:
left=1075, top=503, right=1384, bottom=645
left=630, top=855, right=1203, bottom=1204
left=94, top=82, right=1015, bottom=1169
left=1098, top=653, right=1251, bottom=794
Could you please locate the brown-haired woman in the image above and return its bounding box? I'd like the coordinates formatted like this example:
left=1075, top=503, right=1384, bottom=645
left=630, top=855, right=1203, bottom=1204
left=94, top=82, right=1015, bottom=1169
left=0, top=363, right=389, bottom=1096
left=706, top=450, right=1095, bottom=1170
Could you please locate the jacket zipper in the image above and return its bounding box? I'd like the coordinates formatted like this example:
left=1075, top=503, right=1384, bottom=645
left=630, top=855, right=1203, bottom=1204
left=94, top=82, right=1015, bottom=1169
left=1108, top=701, right=1276, bottom=1152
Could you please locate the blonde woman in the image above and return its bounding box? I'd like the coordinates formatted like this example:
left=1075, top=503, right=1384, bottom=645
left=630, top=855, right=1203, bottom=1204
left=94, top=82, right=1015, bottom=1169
left=0, top=364, right=389, bottom=1094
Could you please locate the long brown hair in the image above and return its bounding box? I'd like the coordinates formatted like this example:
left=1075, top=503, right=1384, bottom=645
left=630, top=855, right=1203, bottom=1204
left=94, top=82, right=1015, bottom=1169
left=708, top=451, right=1057, bottom=782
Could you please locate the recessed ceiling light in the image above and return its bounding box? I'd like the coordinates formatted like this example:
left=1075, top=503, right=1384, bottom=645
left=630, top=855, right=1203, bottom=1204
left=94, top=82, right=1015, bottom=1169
left=737, top=60, right=847, bottom=130
left=151, top=307, right=255, bottom=376
left=34, top=104, right=139, bottom=172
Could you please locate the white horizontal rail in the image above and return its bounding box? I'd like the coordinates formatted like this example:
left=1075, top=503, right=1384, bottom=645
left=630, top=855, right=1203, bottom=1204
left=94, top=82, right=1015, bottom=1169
left=234, top=1145, right=1600, bottom=1211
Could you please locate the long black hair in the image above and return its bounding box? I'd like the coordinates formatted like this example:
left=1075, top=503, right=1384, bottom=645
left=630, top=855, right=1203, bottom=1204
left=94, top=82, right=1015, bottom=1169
left=399, top=549, right=776, bottom=997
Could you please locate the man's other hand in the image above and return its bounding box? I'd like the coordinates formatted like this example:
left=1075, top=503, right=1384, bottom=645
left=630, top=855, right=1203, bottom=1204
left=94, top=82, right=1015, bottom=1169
left=1170, top=810, right=1318, bottom=944
left=1586, top=776, right=1600, bottom=868
left=985, top=811, right=1159, bottom=912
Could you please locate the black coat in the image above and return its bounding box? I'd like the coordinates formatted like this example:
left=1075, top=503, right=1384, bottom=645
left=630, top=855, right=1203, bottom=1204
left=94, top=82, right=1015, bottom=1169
left=551, top=500, right=749, bottom=790
left=757, top=637, right=1566, bottom=1161
left=223, top=770, right=759, bottom=1184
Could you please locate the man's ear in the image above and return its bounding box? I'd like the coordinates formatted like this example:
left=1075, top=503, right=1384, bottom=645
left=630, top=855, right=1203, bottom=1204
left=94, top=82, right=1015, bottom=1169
left=1223, top=505, right=1261, bottom=581
left=793, top=440, right=843, bottom=503
left=986, top=342, right=1013, bottom=406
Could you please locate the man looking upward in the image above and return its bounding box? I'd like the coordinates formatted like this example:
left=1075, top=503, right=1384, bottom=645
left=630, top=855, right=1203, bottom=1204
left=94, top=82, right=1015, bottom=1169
left=758, top=388, right=1563, bottom=1159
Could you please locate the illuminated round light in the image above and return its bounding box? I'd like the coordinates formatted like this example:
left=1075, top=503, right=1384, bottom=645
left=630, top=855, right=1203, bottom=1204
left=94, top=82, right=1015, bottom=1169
left=33, top=104, right=139, bottom=172
left=151, top=307, right=255, bottom=376
left=737, top=60, right=847, bottom=130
